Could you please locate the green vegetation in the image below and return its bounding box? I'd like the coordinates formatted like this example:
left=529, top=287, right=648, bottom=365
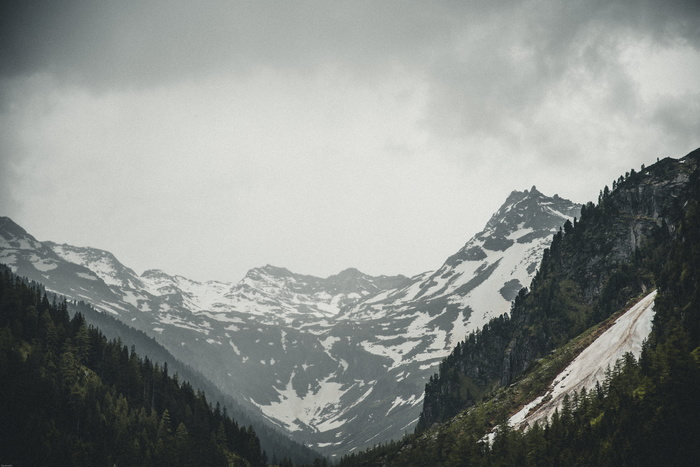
left=338, top=153, right=700, bottom=465
left=2, top=152, right=698, bottom=466
left=418, top=156, right=696, bottom=431
left=68, top=299, right=323, bottom=466
left=0, top=266, right=266, bottom=466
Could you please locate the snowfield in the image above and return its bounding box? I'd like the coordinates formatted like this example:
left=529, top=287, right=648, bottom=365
left=509, top=290, right=657, bottom=430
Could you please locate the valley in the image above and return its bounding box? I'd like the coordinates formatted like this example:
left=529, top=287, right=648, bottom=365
left=0, top=187, right=579, bottom=456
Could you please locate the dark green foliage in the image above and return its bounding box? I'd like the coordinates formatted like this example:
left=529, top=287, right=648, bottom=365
left=340, top=150, right=700, bottom=466
left=0, top=266, right=265, bottom=466
left=418, top=153, right=699, bottom=431
left=68, top=299, right=322, bottom=466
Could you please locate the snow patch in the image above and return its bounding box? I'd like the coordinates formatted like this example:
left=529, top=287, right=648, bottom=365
left=509, top=291, right=657, bottom=431
left=77, top=272, right=98, bottom=281
left=31, top=256, right=57, bottom=271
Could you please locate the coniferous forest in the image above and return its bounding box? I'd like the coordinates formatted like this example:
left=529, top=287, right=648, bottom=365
left=0, top=265, right=266, bottom=466
left=338, top=157, right=700, bottom=466
left=2, top=155, right=699, bottom=466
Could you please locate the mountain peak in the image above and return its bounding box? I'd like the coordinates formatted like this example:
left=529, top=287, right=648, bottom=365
left=0, top=218, right=50, bottom=260
left=248, top=264, right=294, bottom=278
left=482, top=188, right=580, bottom=239
left=142, top=268, right=172, bottom=279
left=0, top=217, right=38, bottom=246
left=330, top=267, right=364, bottom=279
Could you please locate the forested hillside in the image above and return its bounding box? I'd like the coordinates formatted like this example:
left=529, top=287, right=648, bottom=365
left=67, top=299, right=321, bottom=466
left=338, top=151, right=700, bottom=466
left=418, top=152, right=699, bottom=429
left=0, top=265, right=266, bottom=466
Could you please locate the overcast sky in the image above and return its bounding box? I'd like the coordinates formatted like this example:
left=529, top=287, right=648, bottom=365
left=1, top=0, right=699, bottom=283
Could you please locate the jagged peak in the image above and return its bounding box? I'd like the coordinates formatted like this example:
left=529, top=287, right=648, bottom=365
left=0, top=217, right=46, bottom=252
left=47, top=241, right=119, bottom=260
left=482, top=188, right=580, bottom=237
left=251, top=264, right=294, bottom=277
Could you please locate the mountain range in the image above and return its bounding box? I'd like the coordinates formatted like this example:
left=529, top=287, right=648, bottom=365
left=337, top=148, right=700, bottom=466
left=0, top=186, right=580, bottom=456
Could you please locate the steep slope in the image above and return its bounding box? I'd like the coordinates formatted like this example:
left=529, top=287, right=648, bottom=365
left=0, top=266, right=267, bottom=467
left=418, top=149, right=700, bottom=430
left=0, top=219, right=121, bottom=305
left=508, top=289, right=656, bottom=431
left=0, top=220, right=321, bottom=464
left=339, top=187, right=580, bottom=338
left=304, top=188, right=580, bottom=452
left=339, top=148, right=700, bottom=466
left=0, top=187, right=579, bottom=456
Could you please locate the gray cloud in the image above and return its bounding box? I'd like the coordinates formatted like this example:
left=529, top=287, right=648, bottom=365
left=652, top=93, right=700, bottom=148
left=2, top=1, right=698, bottom=89
left=1, top=0, right=699, bottom=281
left=0, top=1, right=456, bottom=90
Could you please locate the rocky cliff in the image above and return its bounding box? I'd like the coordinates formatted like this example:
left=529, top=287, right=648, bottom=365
left=418, top=148, right=700, bottom=430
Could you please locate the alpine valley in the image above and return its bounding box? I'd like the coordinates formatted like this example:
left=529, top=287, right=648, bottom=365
left=0, top=186, right=580, bottom=456
left=3, top=148, right=700, bottom=466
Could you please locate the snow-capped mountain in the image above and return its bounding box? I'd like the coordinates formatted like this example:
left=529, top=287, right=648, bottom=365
left=0, top=187, right=579, bottom=456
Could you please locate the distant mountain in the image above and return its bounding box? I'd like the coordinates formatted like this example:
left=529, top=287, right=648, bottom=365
left=339, top=148, right=700, bottom=467
left=0, top=219, right=321, bottom=464
left=0, top=187, right=579, bottom=456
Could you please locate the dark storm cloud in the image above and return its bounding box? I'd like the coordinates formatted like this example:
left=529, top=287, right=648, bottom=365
left=1, top=0, right=698, bottom=159
left=0, top=0, right=456, bottom=90
left=2, top=0, right=698, bottom=90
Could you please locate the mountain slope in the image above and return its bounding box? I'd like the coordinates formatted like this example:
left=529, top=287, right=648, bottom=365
left=0, top=187, right=579, bottom=456
left=418, top=151, right=700, bottom=430
left=0, top=220, right=320, bottom=464
left=0, top=266, right=267, bottom=467
left=508, top=289, right=656, bottom=431
left=337, top=148, right=700, bottom=466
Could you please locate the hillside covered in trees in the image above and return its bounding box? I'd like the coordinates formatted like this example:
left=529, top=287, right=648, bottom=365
left=66, top=297, right=321, bottom=466
left=0, top=265, right=267, bottom=466
left=338, top=151, right=700, bottom=466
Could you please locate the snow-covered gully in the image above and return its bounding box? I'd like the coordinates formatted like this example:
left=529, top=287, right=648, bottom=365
left=509, top=290, right=657, bottom=431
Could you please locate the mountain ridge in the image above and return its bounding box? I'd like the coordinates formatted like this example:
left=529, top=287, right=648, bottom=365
left=417, top=149, right=700, bottom=430
left=0, top=186, right=580, bottom=456
left=338, top=148, right=700, bottom=467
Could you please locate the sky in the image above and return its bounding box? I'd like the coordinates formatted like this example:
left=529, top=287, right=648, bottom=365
left=1, top=0, right=699, bottom=283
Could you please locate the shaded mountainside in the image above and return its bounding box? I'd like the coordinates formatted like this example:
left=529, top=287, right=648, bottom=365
left=335, top=147, right=700, bottom=466
left=68, top=299, right=322, bottom=466
left=418, top=149, right=700, bottom=430
left=0, top=227, right=322, bottom=465
left=0, top=187, right=579, bottom=456
left=0, top=266, right=266, bottom=467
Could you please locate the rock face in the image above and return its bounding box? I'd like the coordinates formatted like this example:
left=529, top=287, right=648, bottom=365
left=418, top=149, right=700, bottom=430
left=0, top=187, right=579, bottom=456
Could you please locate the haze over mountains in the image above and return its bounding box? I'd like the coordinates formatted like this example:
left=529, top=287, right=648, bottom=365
left=3, top=147, right=700, bottom=467
left=0, top=187, right=579, bottom=455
